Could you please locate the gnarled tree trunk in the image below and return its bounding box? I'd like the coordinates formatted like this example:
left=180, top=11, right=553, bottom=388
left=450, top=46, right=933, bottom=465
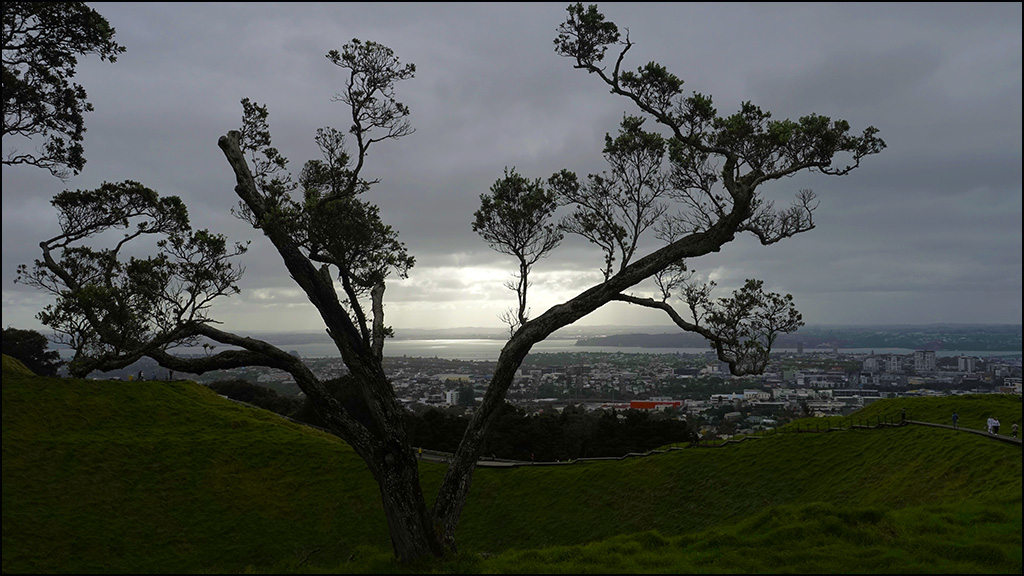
left=361, top=428, right=444, bottom=560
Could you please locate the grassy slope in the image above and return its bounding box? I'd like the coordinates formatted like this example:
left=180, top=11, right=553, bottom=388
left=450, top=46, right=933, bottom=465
left=454, top=426, right=1020, bottom=549
left=780, top=394, right=1022, bottom=432
left=2, top=368, right=390, bottom=573
left=870, top=394, right=1022, bottom=429
left=2, top=353, right=35, bottom=376
left=3, top=357, right=1021, bottom=573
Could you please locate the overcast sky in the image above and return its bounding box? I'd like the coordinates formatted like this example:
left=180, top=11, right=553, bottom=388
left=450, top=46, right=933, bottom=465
left=3, top=2, right=1022, bottom=336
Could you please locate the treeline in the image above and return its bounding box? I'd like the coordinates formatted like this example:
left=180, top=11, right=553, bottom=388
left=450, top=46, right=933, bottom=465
left=406, top=403, right=696, bottom=461
left=209, top=378, right=696, bottom=461
left=206, top=380, right=303, bottom=415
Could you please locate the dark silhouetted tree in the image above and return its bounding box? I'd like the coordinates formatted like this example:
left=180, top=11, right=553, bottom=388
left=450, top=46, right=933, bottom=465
left=19, top=5, right=883, bottom=562
left=2, top=327, right=61, bottom=376
left=474, top=168, right=562, bottom=334
left=2, top=2, right=125, bottom=178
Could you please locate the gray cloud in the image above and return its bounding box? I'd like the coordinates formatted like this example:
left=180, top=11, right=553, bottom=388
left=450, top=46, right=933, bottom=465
left=3, top=2, right=1021, bottom=334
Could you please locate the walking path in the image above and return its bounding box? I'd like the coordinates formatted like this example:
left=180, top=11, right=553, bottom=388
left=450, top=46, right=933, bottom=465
left=907, top=420, right=1022, bottom=446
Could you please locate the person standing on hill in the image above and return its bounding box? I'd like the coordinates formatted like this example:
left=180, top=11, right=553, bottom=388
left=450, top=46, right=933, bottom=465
left=952, top=411, right=959, bottom=429
left=1012, top=421, right=1018, bottom=439
left=986, top=416, right=999, bottom=435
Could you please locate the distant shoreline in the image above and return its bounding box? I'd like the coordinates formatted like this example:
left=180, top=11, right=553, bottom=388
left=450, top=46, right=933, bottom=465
left=52, top=325, right=1023, bottom=362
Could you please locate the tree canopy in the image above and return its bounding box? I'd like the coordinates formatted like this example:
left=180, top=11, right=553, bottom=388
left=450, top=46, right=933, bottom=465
left=19, top=4, right=883, bottom=562
left=2, top=2, right=124, bottom=178
left=474, top=168, right=562, bottom=334
left=2, top=327, right=61, bottom=376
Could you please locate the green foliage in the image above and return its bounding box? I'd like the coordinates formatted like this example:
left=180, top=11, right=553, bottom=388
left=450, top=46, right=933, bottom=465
left=2, top=328, right=61, bottom=376
left=554, top=3, right=621, bottom=67
left=456, top=385, right=475, bottom=408
left=702, top=279, right=804, bottom=374
left=406, top=404, right=696, bottom=461
left=2, top=2, right=125, bottom=177
left=326, top=39, right=415, bottom=142
left=474, top=168, right=562, bottom=330
left=291, top=375, right=376, bottom=432
left=15, top=181, right=247, bottom=377
left=408, top=407, right=469, bottom=453
left=234, top=59, right=415, bottom=319
left=557, top=5, right=885, bottom=180
left=537, top=2, right=882, bottom=381
left=473, top=168, right=562, bottom=265
left=552, top=116, right=669, bottom=278
left=206, top=379, right=303, bottom=417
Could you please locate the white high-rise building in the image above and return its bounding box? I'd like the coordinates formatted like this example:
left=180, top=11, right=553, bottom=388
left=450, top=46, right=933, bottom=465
left=914, top=350, right=936, bottom=373
left=886, top=355, right=901, bottom=373
left=444, top=389, right=459, bottom=405
left=958, top=356, right=977, bottom=374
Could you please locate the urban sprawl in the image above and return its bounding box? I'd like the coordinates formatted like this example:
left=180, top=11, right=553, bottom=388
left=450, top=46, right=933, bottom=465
left=107, top=346, right=1023, bottom=440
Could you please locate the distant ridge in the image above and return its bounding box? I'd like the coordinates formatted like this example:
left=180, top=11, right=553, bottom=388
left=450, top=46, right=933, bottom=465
left=576, top=324, right=1022, bottom=352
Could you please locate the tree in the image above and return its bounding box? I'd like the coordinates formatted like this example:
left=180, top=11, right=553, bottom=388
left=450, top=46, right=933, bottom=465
left=473, top=168, right=562, bottom=335
left=2, top=2, right=125, bottom=178
left=2, top=327, right=61, bottom=376
left=16, top=181, right=248, bottom=377
left=18, top=5, right=884, bottom=562
left=456, top=385, right=476, bottom=408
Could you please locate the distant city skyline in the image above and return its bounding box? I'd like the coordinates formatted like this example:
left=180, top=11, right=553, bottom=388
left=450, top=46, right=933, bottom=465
left=3, top=2, right=1021, bottom=334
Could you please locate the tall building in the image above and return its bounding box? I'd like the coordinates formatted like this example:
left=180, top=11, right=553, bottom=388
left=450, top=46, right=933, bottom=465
left=958, top=356, right=977, bottom=374
left=913, top=350, right=936, bottom=373
left=444, top=388, right=460, bottom=405
left=886, top=355, right=901, bottom=373
left=863, top=356, right=880, bottom=372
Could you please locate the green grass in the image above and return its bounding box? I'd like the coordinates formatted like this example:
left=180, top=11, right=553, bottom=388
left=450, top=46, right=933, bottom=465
left=2, top=369, right=390, bottom=573
left=3, top=356, right=1021, bottom=573
left=453, top=425, right=1021, bottom=552
left=780, top=395, right=1022, bottom=433
left=464, top=502, right=1022, bottom=574
left=2, top=353, right=36, bottom=376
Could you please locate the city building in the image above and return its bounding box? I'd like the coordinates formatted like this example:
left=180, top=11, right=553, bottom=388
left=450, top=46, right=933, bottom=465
left=958, top=356, right=978, bottom=374
left=914, top=350, right=936, bottom=373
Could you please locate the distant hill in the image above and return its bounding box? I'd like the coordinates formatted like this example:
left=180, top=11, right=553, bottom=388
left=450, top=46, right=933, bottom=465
left=2, top=354, right=1020, bottom=573
left=577, top=324, right=1023, bottom=351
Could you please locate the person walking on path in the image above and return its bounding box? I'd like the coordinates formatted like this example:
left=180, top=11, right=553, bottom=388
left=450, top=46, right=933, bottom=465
left=1012, top=422, right=1018, bottom=439
left=952, top=411, right=959, bottom=429
left=992, top=418, right=1000, bottom=435
left=987, top=417, right=995, bottom=434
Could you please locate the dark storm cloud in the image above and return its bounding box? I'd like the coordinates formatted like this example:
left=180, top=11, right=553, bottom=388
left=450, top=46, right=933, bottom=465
left=3, top=2, right=1020, bottom=332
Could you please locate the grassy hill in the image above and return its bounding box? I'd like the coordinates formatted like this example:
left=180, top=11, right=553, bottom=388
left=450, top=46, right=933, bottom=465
left=3, top=356, right=1021, bottom=573
left=778, top=394, right=1022, bottom=433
